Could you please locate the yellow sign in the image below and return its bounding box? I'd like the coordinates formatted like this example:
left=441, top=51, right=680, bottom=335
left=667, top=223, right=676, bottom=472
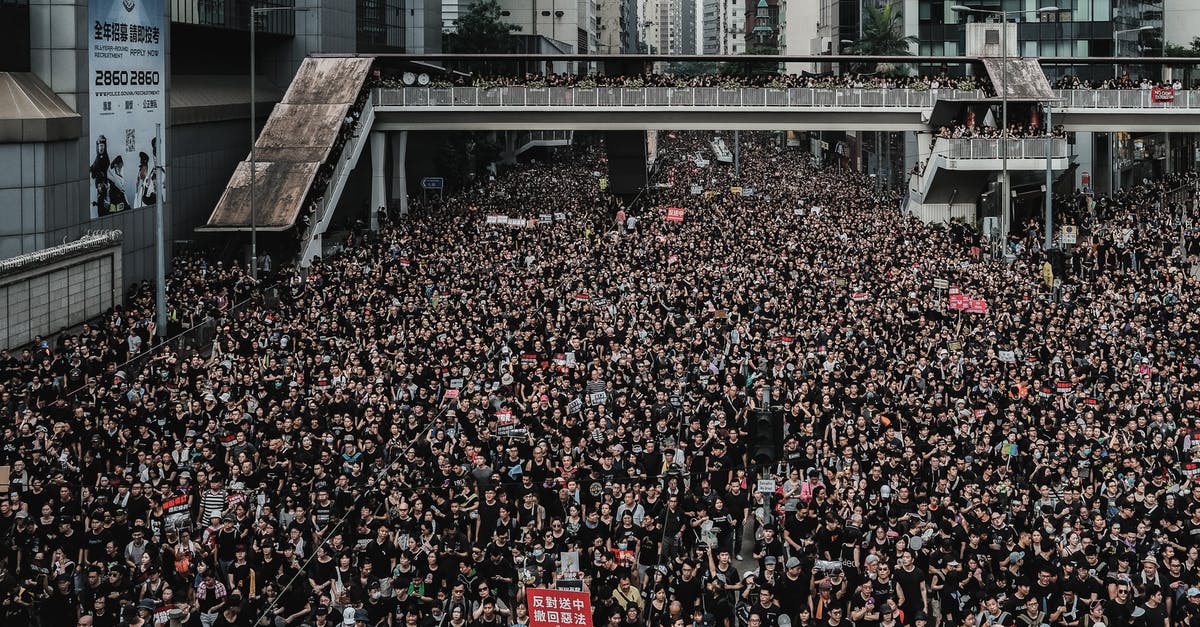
left=703, top=191, right=718, bottom=199
left=1041, top=262, right=1054, bottom=288
left=599, top=177, right=608, bottom=191
left=730, top=186, right=743, bottom=195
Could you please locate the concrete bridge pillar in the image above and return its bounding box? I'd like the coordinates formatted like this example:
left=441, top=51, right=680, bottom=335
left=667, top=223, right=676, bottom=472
left=371, top=131, right=387, bottom=230
left=391, top=131, right=409, bottom=216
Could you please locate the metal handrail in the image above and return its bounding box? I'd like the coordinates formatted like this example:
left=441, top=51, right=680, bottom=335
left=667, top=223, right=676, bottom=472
left=1051, top=89, right=1200, bottom=109
left=376, top=86, right=1200, bottom=110
left=941, top=137, right=1068, bottom=160
left=299, top=100, right=375, bottom=247
left=380, top=86, right=989, bottom=108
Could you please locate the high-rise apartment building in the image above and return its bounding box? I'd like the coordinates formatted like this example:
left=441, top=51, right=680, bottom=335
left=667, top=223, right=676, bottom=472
left=598, top=0, right=640, bottom=52
left=702, top=0, right=745, bottom=54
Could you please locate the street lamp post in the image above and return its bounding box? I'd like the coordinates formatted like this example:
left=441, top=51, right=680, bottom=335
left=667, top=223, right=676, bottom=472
left=250, top=4, right=309, bottom=281
left=1045, top=103, right=1053, bottom=251
left=1113, top=25, right=1156, bottom=79
left=951, top=4, right=1064, bottom=254
left=1110, top=25, right=1157, bottom=196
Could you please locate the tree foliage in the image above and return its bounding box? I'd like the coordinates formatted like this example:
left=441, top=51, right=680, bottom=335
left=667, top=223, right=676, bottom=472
left=719, top=47, right=781, bottom=76
left=849, top=4, right=917, bottom=75
left=1165, top=37, right=1200, bottom=58
left=444, top=0, right=521, bottom=54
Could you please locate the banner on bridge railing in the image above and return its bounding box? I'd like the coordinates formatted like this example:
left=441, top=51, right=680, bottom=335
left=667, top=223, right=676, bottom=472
left=1152, top=87, right=1175, bottom=103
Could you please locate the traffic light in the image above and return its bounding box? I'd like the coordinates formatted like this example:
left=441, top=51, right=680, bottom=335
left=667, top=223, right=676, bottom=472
left=748, top=410, right=784, bottom=467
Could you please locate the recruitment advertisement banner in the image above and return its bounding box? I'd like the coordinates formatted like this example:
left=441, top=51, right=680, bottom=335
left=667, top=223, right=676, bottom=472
left=88, top=0, right=166, bottom=218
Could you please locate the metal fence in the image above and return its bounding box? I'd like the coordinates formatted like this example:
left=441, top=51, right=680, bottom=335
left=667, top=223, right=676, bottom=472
left=61, top=284, right=281, bottom=400
left=375, top=86, right=1200, bottom=110
left=1052, top=89, right=1200, bottom=109
left=944, top=137, right=1069, bottom=160
left=374, top=86, right=986, bottom=108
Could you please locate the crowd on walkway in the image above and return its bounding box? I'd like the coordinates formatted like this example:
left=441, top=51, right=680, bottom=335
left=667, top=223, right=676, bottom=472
left=4, top=130, right=1200, bottom=627
left=449, top=73, right=990, bottom=93
left=379, top=69, right=1195, bottom=96
left=933, top=124, right=1066, bottom=141
left=1052, top=75, right=1191, bottom=91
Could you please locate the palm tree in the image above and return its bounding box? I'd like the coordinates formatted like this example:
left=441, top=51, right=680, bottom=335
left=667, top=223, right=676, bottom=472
left=848, top=5, right=916, bottom=196
left=850, top=4, right=918, bottom=75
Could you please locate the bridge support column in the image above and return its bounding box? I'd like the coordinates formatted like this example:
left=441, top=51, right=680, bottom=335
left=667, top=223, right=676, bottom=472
left=390, top=131, right=409, bottom=216
left=371, top=131, right=387, bottom=231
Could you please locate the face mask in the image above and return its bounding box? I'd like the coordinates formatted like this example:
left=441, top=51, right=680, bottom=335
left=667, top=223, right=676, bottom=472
left=532, top=549, right=544, bottom=558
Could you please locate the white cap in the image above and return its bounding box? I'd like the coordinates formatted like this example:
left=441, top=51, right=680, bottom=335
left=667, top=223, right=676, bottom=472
left=344, top=607, right=357, bottom=626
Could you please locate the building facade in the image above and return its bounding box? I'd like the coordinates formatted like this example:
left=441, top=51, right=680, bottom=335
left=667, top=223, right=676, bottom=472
left=0, top=0, right=441, bottom=283
left=702, top=0, right=745, bottom=54
left=745, top=0, right=779, bottom=49
left=907, top=0, right=1166, bottom=193
left=597, top=0, right=639, bottom=52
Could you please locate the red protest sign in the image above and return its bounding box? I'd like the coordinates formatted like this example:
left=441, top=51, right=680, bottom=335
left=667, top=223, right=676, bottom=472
left=1152, top=86, right=1175, bottom=103
left=528, top=588, right=592, bottom=627
left=665, top=207, right=685, bottom=222
left=969, top=298, right=987, bottom=314
left=948, top=292, right=965, bottom=311
left=851, top=293, right=869, bottom=302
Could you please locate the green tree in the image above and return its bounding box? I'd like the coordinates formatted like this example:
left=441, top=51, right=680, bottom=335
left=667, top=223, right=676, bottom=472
left=849, top=4, right=917, bottom=75
left=444, top=0, right=521, bottom=54
left=719, top=47, right=781, bottom=76
left=1165, top=37, right=1200, bottom=58
left=667, top=61, right=722, bottom=76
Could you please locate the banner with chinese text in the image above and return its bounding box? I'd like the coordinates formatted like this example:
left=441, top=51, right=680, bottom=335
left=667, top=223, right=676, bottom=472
left=88, top=0, right=166, bottom=218
left=527, top=588, right=592, bottom=627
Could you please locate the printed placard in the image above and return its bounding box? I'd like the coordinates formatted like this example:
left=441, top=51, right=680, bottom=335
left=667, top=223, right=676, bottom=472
left=527, top=588, right=593, bottom=627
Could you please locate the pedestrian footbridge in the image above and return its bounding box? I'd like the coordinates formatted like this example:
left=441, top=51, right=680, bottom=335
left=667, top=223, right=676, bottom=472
left=371, top=86, right=1200, bottom=133
left=202, top=55, right=1200, bottom=266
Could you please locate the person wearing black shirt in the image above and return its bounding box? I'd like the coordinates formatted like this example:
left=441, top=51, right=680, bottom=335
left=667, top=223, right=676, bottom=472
left=670, top=562, right=704, bottom=616
left=893, top=551, right=927, bottom=620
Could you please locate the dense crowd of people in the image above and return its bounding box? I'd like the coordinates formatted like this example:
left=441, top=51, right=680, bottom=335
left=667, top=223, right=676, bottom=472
left=377, top=69, right=1194, bottom=95
left=1052, top=75, right=1192, bottom=91
left=450, top=73, right=990, bottom=93
left=4, top=128, right=1200, bottom=627
left=933, top=124, right=1066, bottom=141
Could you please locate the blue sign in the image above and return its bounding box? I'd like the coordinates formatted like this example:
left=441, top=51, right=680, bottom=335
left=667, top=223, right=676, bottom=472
left=422, top=177, right=444, bottom=190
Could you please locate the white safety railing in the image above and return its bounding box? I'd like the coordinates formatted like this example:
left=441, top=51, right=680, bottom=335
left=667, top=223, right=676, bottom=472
left=513, top=130, right=574, bottom=156
left=298, top=99, right=375, bottom=266
left=1053, top=89, right=1200, bottom=109
left=373, top=87, right=1200, bottom=110
left=374, top=86, right=989, bottom=109
left=943, top=137, right=1069, bottom=160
